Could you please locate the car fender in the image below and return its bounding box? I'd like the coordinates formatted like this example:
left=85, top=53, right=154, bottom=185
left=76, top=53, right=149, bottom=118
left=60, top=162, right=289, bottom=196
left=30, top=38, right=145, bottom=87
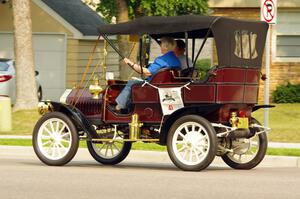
left=39, top=101, right=99, bottom=139
left=159, top=104, right=222, bottom=145
left=252, top=104, right=275, bottom=112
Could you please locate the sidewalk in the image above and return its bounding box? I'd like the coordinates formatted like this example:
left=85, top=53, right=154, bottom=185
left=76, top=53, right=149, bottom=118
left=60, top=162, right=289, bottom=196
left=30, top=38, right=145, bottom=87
left=1, top=135, right=300, bottom=149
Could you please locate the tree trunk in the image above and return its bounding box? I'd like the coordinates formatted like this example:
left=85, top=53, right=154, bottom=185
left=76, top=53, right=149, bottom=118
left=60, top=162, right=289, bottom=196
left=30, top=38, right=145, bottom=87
left=12, top=0, right=38, bottom=111
left=116, top=0, right=138, bottom=80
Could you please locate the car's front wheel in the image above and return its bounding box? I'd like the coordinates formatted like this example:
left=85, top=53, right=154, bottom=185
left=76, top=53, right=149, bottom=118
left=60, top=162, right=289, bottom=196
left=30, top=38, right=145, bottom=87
left=167, top=115, right=217, bottom=171
left=32, top=112, right=79, bottom=166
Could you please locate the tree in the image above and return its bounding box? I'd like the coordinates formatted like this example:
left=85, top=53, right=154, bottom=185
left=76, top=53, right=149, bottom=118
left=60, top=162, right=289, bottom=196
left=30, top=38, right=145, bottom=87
left=85, top=0, right=209, bottom=79
left=12, top=0, right=38, bottom=111
left=94, top=0, right=209, bottom=22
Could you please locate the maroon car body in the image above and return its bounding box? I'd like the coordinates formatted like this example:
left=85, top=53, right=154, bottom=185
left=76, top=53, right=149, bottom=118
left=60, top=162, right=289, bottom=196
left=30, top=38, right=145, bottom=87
left=33, top=15, right=272, bottom=171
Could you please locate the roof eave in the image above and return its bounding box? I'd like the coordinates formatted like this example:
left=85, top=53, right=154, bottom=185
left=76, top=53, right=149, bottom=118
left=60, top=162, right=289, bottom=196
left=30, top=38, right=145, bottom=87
left=33, top=0, right=84, bottom=39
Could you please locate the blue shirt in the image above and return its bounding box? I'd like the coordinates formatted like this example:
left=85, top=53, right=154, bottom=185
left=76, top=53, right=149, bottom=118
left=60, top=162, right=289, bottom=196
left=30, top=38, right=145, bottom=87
left=147, top=51, right=181, bottom=81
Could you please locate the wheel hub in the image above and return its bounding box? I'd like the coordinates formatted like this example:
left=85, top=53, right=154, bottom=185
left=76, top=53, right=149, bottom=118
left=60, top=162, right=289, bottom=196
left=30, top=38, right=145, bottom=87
left=53, top=133, right=61, bottom=144
left=232, top=139, right=251, bottom=155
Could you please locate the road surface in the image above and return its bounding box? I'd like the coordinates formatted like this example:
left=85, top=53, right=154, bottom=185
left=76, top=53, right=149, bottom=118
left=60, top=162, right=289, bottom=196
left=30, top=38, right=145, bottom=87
left=0, top=146, right=300, bottom=199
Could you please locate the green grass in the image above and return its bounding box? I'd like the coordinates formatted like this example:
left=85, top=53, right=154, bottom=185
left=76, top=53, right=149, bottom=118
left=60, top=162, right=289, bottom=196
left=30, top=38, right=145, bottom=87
left=267, top=148, right=300, bottom=157
left=0, top=139, right=33, bottom=146
left=0, top=109, right=40, bottom=135
left=252, top=103, right=300, bottom=143
left=0, top=139, right=299, bottom=157
left=1, top=103, right=300, bottom=143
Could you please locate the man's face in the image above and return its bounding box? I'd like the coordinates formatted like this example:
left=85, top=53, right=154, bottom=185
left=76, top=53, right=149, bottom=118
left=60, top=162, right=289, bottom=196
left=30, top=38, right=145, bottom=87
left=160, top=46, right=168, bottom=54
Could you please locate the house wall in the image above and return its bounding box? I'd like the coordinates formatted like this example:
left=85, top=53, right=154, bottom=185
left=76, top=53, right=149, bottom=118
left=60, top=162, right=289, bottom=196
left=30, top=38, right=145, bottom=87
left=0, top=2, right=121, bottom=98
left=210, top=4, right=300, bottom=102
left=0, top=2, right=73, bottom=36
left=66, top=39, right=120, bottom=88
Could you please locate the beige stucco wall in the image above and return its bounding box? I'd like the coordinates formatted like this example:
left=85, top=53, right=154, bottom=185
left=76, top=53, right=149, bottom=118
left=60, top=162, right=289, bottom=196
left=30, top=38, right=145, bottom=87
left=0, top=1, right=73, bottom=36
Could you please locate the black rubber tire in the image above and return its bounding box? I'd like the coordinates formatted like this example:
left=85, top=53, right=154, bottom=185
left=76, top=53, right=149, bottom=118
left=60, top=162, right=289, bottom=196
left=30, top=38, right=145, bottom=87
left=221, top=118, right=268, bottom=170
left=167, top=115, right=217, bottom=171
left=32, top=112, right=79, bottom=166
left=87, top=140, right=132, bottom=165
left=37, top=86, right=42, bottom=101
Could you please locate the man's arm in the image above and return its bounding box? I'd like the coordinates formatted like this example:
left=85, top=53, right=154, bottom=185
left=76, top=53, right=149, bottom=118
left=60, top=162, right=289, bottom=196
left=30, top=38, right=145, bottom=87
left=123, top=58, right=151, bottom=77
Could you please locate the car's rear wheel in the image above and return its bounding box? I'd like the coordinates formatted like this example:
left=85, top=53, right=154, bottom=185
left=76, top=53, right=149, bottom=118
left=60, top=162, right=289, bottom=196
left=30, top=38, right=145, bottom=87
left=221, top=118, right=268, bottom=169
left=32, top=112, right=79, bottom=166
left=87, top=131, right=131, bottom=165
left=167, top=115, right=217, bottom=171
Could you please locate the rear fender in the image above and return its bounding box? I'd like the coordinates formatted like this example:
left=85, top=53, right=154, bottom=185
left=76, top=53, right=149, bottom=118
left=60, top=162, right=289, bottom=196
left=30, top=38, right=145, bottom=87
left=159, top=104, right=221, bottom=145
left=252, top=105, right=275, bottom=112
left=41, top=101, right=99, bottom=139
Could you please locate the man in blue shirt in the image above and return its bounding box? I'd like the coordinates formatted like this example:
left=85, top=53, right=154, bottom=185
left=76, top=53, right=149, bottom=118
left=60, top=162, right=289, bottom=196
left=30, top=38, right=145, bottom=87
left=115, top=37, right=181, bottom=111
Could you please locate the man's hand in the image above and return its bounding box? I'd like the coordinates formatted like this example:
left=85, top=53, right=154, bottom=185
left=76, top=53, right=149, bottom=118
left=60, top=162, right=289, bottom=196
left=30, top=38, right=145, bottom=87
left=123, top=57, right=151, bottom=77
left=123, top=58, right=134, bottom=66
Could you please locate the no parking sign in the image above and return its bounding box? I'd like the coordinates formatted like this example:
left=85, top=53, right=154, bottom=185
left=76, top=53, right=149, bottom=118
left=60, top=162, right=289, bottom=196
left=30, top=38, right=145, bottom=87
left=261, top=0, right=277, bottom=24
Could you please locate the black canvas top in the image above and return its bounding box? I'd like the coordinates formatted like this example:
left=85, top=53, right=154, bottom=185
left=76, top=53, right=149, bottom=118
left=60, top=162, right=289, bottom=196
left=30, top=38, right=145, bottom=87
left=98, top=15, right=269, bottom=68
left=41, top=0, right=105, bottom=36
left=98, top=15, right=217, bottom=36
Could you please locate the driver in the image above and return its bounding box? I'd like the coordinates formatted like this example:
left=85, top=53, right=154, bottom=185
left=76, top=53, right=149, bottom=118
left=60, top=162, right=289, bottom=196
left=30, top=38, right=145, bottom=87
left=115, top=37, right=181, bottom=111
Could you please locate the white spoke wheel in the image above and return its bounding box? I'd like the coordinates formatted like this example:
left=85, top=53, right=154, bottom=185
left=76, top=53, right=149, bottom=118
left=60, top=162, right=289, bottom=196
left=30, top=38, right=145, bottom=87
left=221, top=118, right=268, bottom=170
left=87, top=133, right=131, bottom=165
left=33, top=112, right=79, bottom=166
left=167, top=115, right=217, bottom=171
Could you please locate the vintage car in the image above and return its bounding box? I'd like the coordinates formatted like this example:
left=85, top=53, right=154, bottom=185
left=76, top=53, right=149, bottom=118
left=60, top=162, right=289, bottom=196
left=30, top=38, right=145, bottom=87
left=33, top=15, right=272, bottom=171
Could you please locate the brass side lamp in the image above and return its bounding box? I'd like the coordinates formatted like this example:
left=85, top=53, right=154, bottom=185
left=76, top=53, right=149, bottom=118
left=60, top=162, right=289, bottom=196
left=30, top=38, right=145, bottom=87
left=89, top=76, right=102, bottom=99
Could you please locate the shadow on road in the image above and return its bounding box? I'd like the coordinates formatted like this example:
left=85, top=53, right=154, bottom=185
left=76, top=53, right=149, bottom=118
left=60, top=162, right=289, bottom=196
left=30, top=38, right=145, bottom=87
left=21, top=159, right=232, bottom=172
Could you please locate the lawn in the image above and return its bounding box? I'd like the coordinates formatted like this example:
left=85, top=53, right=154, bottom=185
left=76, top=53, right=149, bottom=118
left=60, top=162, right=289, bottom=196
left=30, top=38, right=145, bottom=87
left=1, top=103, right=300, bottom=143
left=0, top=109, right=40, bottom=135
left=252, top=103, right=300, bottom=143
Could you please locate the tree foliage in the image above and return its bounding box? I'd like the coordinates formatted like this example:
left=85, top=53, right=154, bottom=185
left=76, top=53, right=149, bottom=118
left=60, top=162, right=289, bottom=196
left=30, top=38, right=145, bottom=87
left=90, top=0, right=209, bottom=22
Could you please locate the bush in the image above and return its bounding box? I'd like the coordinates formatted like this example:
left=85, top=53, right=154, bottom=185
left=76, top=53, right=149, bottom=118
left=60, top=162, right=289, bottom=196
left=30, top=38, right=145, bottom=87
left=272, top=83, right=300, bottom=103
left=195, top=59, right=212, bottom=79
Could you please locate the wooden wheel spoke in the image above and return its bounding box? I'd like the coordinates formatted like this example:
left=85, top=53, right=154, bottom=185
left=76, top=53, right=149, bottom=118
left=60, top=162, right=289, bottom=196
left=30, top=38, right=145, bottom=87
left=112, top=143, right=120, bottom=152
left=42, top=140, right=52, bottom=146
left=105, top=145, right=109, bottom=156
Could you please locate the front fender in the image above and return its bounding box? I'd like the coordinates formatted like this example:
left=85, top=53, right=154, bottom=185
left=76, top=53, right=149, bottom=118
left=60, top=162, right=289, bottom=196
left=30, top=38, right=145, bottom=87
left=39, top=101, right=99, bottom=139
left=159, top=104, right=221, bottom=145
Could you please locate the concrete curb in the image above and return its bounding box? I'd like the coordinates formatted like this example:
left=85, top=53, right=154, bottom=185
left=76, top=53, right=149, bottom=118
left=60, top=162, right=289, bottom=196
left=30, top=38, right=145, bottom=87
left=0, top=135, right=32, bottom=139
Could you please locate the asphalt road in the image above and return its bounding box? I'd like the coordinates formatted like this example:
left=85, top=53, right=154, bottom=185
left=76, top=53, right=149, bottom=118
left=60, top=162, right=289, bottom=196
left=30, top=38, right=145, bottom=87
left=1, top=146, right=300, bottom=199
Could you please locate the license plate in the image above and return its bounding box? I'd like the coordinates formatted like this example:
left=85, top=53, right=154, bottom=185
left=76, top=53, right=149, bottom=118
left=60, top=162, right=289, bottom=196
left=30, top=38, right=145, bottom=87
left=237, top=117, right=249, bottom=129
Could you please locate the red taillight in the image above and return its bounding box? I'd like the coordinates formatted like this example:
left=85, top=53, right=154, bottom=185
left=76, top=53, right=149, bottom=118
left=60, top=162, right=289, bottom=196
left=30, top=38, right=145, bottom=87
left=0, top=75, right=12, bottom=82
left=238, top=110, right=246, bottom=117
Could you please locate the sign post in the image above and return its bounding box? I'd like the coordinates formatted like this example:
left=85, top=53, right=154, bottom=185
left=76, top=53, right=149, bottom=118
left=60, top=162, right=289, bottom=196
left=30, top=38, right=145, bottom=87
left=260, top=0, right=277, bottom=128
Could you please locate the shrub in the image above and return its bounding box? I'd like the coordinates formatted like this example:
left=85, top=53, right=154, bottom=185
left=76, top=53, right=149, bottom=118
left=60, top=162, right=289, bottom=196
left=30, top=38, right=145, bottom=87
left=272, top=83, right=300, bottom=103
left=195, top=59, right=212, bottom=79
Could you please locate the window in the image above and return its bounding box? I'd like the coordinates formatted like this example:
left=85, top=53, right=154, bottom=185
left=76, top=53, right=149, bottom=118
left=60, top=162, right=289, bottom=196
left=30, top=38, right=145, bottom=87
left=276, top=35, right=300, bottom=58
left=275, top=11, right=300, bottom=60
left=234, top=30, right=258, bottom=60
left=0, top=62, right=9, bottom=71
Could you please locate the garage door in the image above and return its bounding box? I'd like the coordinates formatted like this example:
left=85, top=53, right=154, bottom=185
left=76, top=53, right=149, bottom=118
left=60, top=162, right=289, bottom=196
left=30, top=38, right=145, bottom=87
left=0, top=33, right=66, bottom=101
